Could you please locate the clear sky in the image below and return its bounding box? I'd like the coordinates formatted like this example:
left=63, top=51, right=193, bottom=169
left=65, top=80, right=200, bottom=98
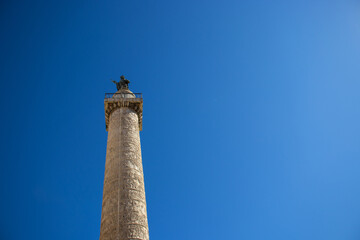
left=1, top=0, right=360, bottom=239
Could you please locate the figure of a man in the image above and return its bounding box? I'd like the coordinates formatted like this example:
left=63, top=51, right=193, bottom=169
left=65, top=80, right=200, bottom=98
left=112, top=75, right=130, bottom=90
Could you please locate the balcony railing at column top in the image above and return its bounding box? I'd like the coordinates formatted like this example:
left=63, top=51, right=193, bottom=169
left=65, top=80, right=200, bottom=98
left=105, top=93, right=142, bottom=99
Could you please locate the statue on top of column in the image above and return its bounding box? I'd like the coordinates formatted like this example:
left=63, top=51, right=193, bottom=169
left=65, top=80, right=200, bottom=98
left=112, top=75, right=130, bottom=90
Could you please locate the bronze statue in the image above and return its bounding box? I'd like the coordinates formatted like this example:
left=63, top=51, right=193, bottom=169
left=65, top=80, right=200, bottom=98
left=112, top=75, right=130, bottom=90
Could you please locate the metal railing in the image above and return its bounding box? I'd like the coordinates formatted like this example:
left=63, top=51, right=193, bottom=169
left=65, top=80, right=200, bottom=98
left=105, top=93, right=143, bottom=99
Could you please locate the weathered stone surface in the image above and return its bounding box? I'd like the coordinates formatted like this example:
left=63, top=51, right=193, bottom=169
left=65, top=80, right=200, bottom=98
left=100, top=99, right=149, bottom=240
left=104, top=89, right=143, bottom=131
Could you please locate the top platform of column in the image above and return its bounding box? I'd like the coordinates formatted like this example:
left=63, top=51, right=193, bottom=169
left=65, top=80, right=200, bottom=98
left=104, top=89, right=143, bottom=131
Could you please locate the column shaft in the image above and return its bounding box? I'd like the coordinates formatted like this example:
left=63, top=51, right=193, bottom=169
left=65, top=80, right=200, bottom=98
left=100, top=107, right=149, bottom=240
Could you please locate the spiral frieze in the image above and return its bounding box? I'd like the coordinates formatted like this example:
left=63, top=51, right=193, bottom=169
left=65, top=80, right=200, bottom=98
left=100, top=107, right=149, bottom=240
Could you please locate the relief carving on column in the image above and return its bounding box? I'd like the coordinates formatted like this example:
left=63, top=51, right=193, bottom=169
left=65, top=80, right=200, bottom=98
left=100, top=106, right=149, bottom=240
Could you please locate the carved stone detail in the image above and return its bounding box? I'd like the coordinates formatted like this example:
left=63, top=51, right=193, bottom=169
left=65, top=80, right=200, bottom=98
left=104, top=97, right=143, bottom=131
left=100, top=106, right=149, bottom=240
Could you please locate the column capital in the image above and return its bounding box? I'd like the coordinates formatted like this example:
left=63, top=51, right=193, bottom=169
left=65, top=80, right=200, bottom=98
left=104, top=91, right=143, bottom=131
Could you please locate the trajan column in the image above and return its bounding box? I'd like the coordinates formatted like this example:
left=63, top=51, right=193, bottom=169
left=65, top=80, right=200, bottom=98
left=100, top=75, right=149, bottom=240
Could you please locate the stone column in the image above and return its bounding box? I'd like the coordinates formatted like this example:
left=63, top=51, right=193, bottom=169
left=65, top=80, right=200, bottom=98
left=100, top=90, right=148, bottom=240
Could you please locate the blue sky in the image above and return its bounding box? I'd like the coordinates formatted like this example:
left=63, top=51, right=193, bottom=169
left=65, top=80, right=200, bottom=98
left=1, top=0, right=360, bottom=239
